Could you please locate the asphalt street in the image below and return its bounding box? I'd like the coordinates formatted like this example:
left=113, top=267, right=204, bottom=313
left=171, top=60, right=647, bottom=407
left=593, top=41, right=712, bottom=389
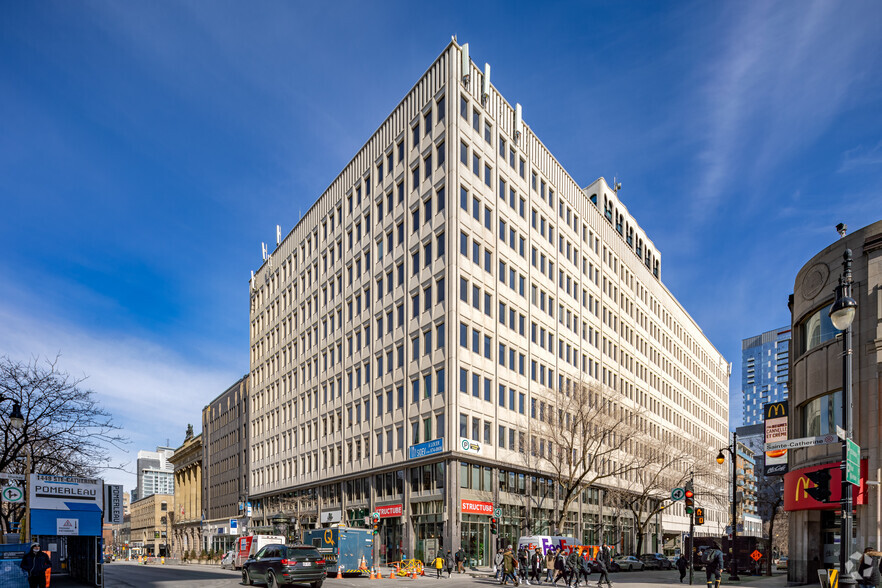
left=93, top=561, right=788, bottom=588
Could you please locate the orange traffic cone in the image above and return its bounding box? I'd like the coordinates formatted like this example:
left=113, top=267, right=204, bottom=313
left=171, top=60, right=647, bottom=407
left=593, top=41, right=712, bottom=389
left=337, top=566, right=343, bottom=579
left=390, top=567, right=396, bottom=579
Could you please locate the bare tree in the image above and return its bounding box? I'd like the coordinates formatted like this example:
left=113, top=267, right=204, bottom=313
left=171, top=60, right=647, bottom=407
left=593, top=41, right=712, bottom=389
left=0, top=355, right=127, bottom=531
left=277, top=491, right=318, bottom=541
left=603, top=440, right=724, bottom=555
left=755, top=465, right=786, bottom=575
left=522, top=380, right=645, bottom=533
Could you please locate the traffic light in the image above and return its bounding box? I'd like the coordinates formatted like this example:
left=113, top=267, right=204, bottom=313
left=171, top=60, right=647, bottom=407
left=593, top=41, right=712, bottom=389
left=804, top=469, right=832, bottom=503
left=490, top=517, right=498, bottom=535
left=695, top=507, right=705, bottom=525
left=685, top=480, right=694, bottom=515
left=372, top=523, right=379, bottom=536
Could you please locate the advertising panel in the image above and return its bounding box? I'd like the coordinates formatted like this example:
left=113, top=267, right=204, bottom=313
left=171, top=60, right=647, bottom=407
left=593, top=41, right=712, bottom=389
left=783, top=458, right=868, bottom=511
left=763, top=401, right=789, bottom=475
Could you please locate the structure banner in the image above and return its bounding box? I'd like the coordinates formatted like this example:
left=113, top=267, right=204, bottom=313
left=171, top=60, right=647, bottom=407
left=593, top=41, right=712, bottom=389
left=783, top=459, right=868, bottom=511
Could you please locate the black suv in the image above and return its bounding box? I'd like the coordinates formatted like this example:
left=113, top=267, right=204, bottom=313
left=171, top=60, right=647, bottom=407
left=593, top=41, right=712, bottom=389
left=243, top=544, right=327, bottom=588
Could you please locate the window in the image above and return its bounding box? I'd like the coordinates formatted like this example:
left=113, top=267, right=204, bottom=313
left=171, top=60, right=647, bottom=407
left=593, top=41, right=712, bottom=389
left=484, top=164, right=492, bottom=187
left=412, top=123, right=419, bottom=147
left=484, top=121, right=492, bottom=144
left=460, top=95, right=468, bottom=119
left=472, top=108, right=480, bottom=132
left=412, top=166, right=419, bottom=191
left=437, top=95, right=446, bottom=121
left=801, top=303, right=837, bottom=354
left=472, top=153, right=480, bottom=176
left=437, top=141, right=445, bottom=167
left=459, top=413, right=468, bottom=438
left=803, top=390, right=842, bottom=436
left=460, top=186, right=468, bottom=211
left=424, top=110, right=432, bottom=135
left=437, top=186, right=445, bottom=211
left=460, top=142, right=468, bottom=165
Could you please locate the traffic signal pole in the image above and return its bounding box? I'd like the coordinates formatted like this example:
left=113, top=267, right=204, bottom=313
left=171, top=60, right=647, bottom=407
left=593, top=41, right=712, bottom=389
left=687, top=474, right=694, bottom=586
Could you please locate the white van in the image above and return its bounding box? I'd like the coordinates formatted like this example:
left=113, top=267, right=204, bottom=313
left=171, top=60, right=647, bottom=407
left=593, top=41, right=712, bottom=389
left=516, top=536, right=578, bottom=555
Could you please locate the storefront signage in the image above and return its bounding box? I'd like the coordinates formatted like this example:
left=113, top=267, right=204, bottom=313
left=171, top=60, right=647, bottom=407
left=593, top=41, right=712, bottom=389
left=783, top=459, right=868, bottom=511
left=30, top=474, right=103, bottom=511
left=376, top=504, right=403, bottom=518
left=408, top=438, right=443, bottom=460
left=763, top=401, right=788, bottom=475
left=461, top=500, right=493, bottom=515
left=459, top=438, right=482, bottom=454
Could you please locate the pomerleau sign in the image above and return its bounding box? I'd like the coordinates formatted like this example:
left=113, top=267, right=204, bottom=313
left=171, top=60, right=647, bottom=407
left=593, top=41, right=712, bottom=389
left=30, top=474, right=103, bottom=510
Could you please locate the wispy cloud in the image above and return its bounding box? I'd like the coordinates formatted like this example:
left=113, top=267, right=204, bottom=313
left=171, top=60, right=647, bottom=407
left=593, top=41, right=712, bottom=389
left=692, top=2, right=876, bottom=219
left=0, top=301, right=241, bottom=489
left=839, top=141, right=882, bottom=172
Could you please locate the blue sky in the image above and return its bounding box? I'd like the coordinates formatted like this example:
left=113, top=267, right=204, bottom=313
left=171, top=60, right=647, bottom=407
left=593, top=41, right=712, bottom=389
left=2, top=1, right=881, bottom=490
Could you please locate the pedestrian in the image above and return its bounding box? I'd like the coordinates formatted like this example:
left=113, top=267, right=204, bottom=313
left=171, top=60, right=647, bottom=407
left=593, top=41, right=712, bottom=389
left=595, top=543, right=612, bottom=588
left=858, top=547, right=882, bottom=588
left=20, top=543, right=51, bottom=588
left=545, top=549, right=556, bottom=583
left=502, top=546, right=519, bottom=586
left=518, top=548, right=530, bottom=585
left=566, top=549, right=581, bottom=587
left=446, top=550, right=455, bottom=579
left=676, top=554, right=688, bottom=583
left=704, top=541, right=724, bottom=588
left=434, top=552, right=445, bottom=579
left=530, top=548, right=544, bottom=585
left=495, top=549, right=505, bottom=580
left=456, top=547, right=465, bottom=574
left=553, top=548, right=567, bottom=587
left=576, top=553, right=592, bottom=587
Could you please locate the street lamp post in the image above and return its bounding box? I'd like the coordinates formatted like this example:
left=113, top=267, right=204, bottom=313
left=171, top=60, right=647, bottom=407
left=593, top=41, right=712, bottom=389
left=1, top=397, right=26, bottom=539
left=829, top=248, right=857, bottom=587
left=717, top=431, right=740, bottom=581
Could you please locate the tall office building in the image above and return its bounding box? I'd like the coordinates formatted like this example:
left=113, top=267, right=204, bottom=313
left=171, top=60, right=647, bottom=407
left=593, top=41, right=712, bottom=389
left=248, top=40, right=730, bottom=562
left=133, top=446, right=175, bottom=501
left=741, top=327, right=790, bottom=426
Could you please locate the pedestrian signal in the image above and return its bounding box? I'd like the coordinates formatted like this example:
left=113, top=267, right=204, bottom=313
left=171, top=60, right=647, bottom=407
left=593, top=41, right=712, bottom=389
left=695, top=507, right=705, bottom=525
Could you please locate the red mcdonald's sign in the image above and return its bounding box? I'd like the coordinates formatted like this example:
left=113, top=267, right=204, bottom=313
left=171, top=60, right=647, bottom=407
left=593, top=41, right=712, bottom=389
left=783, top=459, right=868, bottom=511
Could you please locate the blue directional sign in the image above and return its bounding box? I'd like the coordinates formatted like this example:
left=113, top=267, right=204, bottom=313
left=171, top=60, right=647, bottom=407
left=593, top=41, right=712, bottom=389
left=408, top=438, right=443, bottom=460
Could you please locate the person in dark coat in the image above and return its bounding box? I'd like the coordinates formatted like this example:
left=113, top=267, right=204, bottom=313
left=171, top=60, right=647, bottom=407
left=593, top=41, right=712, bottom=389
left=20, top=544, right=51, bottom=588
left=518, top=548, right=530, bottom=585
left=575, top=552, right=592, bottom=587
left=676, top=554, right=688, bottom=583
left=595, top=544, right=612, bottom=588
left=445, top=550, right=455, bottom=578
left=530, top=548, right=544, bottom=585
left=566, top=550, right=580, bottom=588
left=552, top=548, right=568, bottom=587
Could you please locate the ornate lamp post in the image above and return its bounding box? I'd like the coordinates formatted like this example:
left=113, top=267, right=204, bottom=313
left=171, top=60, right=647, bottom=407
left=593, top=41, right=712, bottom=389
left=829, top=248, right=857, bottom=587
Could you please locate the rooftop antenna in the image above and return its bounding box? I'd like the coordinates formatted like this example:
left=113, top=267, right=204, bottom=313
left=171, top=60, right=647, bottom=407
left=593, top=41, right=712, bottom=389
left=515, top=103, right=523, bottom=144
left=250, top=270, right=255, bottom=291
left=836, top=223, right=847, bottom=238
left=481, top=63, right=491, bottom=105
left=262, top=242, right=267, bottom=261
left=461, top=43, right=470, bottom=87
left=276, top=225, right=282, bottom=246
left=613, top=176, right=622, bottom=194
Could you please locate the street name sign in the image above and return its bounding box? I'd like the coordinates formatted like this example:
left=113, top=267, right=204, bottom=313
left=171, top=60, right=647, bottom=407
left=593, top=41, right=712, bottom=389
left=765, top=434, right=838, bottom=452
left=846, top=439, right=860, bottom=486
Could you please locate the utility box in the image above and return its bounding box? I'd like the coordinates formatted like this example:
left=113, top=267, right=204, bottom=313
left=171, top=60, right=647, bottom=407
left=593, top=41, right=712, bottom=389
left=304, top=527, right=374, bottom=574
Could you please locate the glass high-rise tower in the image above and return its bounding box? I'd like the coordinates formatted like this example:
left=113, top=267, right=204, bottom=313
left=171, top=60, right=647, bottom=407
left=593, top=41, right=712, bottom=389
left=741, top=327, right=790, bottom=426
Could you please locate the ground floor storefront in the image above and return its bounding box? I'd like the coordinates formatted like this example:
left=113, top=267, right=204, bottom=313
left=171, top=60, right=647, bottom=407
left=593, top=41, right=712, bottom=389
left=248, top=455, right=681, bottom=564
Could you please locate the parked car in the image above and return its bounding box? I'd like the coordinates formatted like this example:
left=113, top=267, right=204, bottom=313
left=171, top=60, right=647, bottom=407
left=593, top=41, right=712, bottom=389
left=220, top=550, right=236, bottom=569
left=775, top=556, right=788, bottom=570
left=613, top=555, right=645, bottom=571
left=242, top=544, right=327, bottom=588
left=589, top=559, right=621, bottom=573
left=640, top=553, right=672, bottom=570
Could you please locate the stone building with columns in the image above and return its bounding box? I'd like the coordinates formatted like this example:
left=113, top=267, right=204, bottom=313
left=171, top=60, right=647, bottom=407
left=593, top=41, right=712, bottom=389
left=170, top=428, right=203, bottom=559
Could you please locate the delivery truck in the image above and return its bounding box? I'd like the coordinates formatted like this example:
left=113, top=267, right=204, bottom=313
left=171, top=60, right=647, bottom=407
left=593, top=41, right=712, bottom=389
left=304, top=527, right=374, bottom=575
left=235, top=534, right=286, bottom=569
